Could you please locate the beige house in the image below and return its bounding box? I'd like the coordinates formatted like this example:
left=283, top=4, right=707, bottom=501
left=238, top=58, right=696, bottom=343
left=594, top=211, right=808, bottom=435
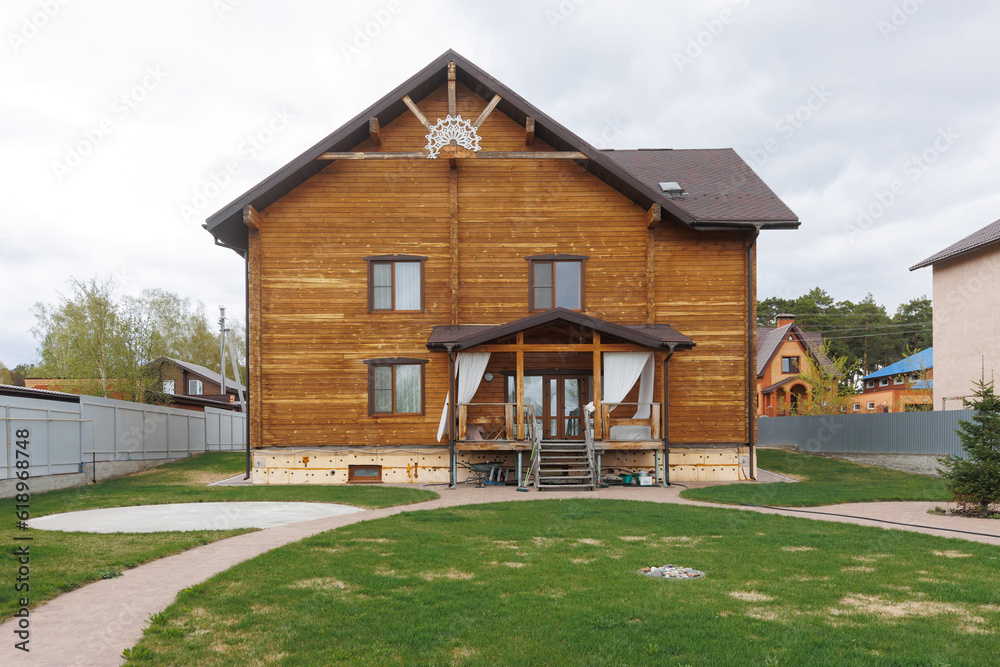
left=911, top=218, right=1000, bottom=409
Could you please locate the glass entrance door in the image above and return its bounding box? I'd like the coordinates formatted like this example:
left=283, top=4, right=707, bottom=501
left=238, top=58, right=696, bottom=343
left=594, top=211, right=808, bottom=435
left=544, top=376, right=588, bottom=440
left=507, top=374, right=590, bottom=440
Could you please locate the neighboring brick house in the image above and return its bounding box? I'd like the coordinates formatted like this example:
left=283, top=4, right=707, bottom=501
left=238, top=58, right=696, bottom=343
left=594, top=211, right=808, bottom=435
left=911, top=218, right=1000, bottom=409
left=147, top=357, right=245, bottom=410
left=850, top=347, right=933, bottom=413
left=756, top=314, right=838, bottom=416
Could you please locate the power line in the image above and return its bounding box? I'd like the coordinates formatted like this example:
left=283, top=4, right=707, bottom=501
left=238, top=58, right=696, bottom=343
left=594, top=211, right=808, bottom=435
left=820, top=328, right=931, bottom=342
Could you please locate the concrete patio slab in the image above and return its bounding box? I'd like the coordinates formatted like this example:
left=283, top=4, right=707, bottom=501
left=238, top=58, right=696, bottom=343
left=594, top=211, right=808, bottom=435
left=26, top=501, right=365, bottom=533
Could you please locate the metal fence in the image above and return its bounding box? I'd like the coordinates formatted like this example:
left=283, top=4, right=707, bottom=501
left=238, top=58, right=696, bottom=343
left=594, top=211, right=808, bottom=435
left=1, top=394, right=245, bottom=480
left=757, top=409, right=974, bottom=457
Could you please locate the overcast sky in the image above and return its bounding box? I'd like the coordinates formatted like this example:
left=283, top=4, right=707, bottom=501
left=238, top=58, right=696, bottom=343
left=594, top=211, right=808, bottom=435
left=3, top=0, right=999, bottom=367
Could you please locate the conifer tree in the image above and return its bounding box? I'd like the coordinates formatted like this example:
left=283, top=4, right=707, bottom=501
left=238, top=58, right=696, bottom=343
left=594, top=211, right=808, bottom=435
left=938, top=379, right=1000, bottom=516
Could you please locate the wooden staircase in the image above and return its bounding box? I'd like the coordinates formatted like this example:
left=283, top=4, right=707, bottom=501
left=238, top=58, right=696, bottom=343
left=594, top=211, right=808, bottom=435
left=534, top=440, right=596, bottom=491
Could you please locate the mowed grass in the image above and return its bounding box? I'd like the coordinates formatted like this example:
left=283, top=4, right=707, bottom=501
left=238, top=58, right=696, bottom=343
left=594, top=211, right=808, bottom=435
left=681, top=449, right=951, bottom=507
left=129, top=499, right=1000, bottom=666
left=1, top=453, right=437, bottom=621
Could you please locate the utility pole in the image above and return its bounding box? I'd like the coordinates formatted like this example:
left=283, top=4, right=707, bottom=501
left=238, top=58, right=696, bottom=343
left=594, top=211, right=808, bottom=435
left=219, top=306, right=228, bottom=394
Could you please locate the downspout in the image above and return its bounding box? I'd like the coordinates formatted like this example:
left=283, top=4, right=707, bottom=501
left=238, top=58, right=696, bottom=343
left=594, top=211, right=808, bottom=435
left=747, top=227, right=760, bottom=480
left=244, top=251, right=251, bottom=479
left=445, top=345, right=457, bottom=489
left=662, top=345, right=673, bottom=487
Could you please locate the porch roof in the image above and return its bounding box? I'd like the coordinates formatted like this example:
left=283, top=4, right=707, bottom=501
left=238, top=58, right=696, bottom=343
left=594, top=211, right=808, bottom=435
left=761, top=376, right=799, bottom=395
left=425, top=308, right=695, bottom=351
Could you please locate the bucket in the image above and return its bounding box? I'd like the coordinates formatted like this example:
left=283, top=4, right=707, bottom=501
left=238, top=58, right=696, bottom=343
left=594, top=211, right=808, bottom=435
left=620, top=473, right=635, bottom=485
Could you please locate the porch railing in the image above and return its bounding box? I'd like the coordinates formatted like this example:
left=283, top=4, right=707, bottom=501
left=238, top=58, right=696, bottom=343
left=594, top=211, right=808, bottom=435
left=457, top=403, right=536, bottom=441
left=600, top=402, right=661, bottom=441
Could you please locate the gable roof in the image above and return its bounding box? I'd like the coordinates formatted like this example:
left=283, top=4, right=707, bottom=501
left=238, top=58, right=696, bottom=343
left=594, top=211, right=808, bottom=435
left=755, top=323, right=838, bottom=377
left=860, top=347, right=933, bottom=381
left=0, top=383, right=80, bottom=403
left=205, top=49, right=799, bottom=253
left=602, top=149, right=799, bottom=224
left=151, top=357, right=245, bottom=392
left=426, top=308, right=694, bottom=352
left=910, top=218, right=1000, bottom=270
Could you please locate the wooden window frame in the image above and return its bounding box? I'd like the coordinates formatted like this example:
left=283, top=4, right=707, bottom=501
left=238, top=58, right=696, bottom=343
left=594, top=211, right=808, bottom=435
left=364, top=357, right=429, bottom=416
left=348, top=465, right=383, bottom=483
left=526, top=254, right=588, bottom=312
left=781, top=356, right=800, bottom=374
left=364, top=254, right=427, bottom=313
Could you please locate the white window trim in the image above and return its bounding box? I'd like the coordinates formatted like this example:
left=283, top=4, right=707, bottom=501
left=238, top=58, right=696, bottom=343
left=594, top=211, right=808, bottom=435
left=865, top=380, right=874, bottom=389
left=188, top=379, right=204, bottom=396
left=893, top=377, right=904, bottom=385
left=162, top=380, right=175, bottom=394
left=879, top=378, right=889, bottom=387
left=867, top=401, right=875, bottom=410
left=853, top=403, right=860, bottom=412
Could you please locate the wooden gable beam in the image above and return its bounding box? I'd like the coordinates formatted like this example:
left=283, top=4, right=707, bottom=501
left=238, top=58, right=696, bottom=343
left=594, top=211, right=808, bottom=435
left=472, top=94, right=502, bottom=129
left=646, top=203, right=662, bottom=229
left=525, top=116, right=535, bottom=145
left=368, top=117, right=382, bottom=146
left=243, top=204, right=262, bottom=230
left=315, top=151, right=588, bottom=161
left=401, top=95, right=432, bottom=130
left=447, top=61, right=457, bottom=117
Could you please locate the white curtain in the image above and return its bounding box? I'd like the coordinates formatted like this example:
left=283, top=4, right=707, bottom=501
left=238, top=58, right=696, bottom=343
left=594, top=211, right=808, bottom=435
left=602, top=352, right=653, bottom=415
left=436, top=352, right=492, bottom=442
left=395, top=262, right=421, bottom=310
left=633, top=353, right=655, bottom=419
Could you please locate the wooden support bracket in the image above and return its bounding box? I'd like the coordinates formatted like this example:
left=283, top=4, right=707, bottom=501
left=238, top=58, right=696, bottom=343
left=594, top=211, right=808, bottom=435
left=473, top=94, right=502, bottom=129
left=368, top=117, right=382, bottom=146
left=525, top=116, right=535, bottom=145
left=402, top=95, right=432, bottom=130
left=646, top=203, right=662, bottom=229
left=243, top=204, right=262, bottom=230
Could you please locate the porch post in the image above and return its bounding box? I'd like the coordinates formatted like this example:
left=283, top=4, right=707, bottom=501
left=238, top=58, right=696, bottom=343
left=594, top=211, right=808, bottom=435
left=592, top=332, right=602, bottom=439
left=447, top=346, right=457, bottom=489
left=662, top=347, right=673, bottom=487
left=516, top=332, right=524, bottom=439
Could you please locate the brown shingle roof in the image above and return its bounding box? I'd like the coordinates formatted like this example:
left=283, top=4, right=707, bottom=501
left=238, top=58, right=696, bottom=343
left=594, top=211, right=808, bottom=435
left=910, top=217, right=1000, bottom=270
left=755, top=324, right=838, bottom=377
left=426, top=308, right=694, bottom=351
left=602, top=149, right=800, bottom=225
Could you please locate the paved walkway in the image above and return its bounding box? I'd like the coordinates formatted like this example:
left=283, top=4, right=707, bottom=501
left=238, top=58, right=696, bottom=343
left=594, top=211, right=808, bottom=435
left=4, top=481, right=999, bottom=666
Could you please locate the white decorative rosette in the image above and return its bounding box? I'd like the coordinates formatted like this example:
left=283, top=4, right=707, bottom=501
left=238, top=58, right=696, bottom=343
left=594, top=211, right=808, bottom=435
left=424, top=114, right=482, bottom=158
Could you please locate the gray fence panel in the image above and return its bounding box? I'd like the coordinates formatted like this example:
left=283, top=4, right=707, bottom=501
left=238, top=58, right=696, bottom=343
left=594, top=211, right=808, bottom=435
left=757, top=410, right=974, bottom=457
left=205, top=410, right=221, bottom=451
left=204, top=407, right=245, bottom=450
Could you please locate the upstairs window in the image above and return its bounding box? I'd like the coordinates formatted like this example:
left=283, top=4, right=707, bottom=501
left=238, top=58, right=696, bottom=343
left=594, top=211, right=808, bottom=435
left=162, top=380, right=175, bottom=394
left=893, top=377, right=904, bottom=385
left=365, top=358, right=428, bottom=416
left=527, top=254, right=587, bottom=311
left=865, top=380, right=875, bottom=389
left=781, top=356, right=799, bottom=374
left=879, top=378, right=889, bottom=387
left=188, top=379, right=204, bottom=396
left=366, top=255, right=426, bottom=312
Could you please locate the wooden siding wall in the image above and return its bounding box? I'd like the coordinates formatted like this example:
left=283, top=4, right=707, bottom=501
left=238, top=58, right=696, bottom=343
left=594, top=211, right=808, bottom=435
left=255, top=83, right=750, bottom=448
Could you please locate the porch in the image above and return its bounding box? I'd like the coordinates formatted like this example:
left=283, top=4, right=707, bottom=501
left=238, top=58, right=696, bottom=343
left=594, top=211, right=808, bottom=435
left=428, top=308, right=696, bottom=489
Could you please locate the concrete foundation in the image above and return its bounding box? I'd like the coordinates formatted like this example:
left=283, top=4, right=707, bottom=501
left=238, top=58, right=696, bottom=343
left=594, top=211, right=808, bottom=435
left=1, top=457, right=187, bottom=498
left=250, top=446, right=749, bottom=485
left=812, top=452, right=944, bottom=477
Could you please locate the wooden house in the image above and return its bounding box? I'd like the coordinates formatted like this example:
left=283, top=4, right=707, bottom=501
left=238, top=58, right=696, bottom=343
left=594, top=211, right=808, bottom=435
left=204, top=51, right=799, bottom=486
left=756, top=314, right=839, bottom=417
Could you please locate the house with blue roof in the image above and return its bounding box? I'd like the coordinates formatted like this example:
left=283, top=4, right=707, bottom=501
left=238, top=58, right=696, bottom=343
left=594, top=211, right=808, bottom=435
left=852, top=347, right=933, bottom=413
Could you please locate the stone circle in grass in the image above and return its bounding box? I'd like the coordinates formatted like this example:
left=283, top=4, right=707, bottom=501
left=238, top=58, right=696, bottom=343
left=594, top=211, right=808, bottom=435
left=639, top=564, right=705, bottom=579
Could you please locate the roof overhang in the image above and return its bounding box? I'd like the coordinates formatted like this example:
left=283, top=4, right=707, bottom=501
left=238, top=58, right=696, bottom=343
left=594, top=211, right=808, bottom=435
left=426, top=308, right=694, bottom=352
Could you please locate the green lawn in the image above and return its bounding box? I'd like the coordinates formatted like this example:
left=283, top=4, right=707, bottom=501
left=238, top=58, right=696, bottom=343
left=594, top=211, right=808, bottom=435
left=1, top=452, right=438, bottom=621
left=680, top=449, right=951, bottom=507
left=128, top=499, right=1000, bottom=666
